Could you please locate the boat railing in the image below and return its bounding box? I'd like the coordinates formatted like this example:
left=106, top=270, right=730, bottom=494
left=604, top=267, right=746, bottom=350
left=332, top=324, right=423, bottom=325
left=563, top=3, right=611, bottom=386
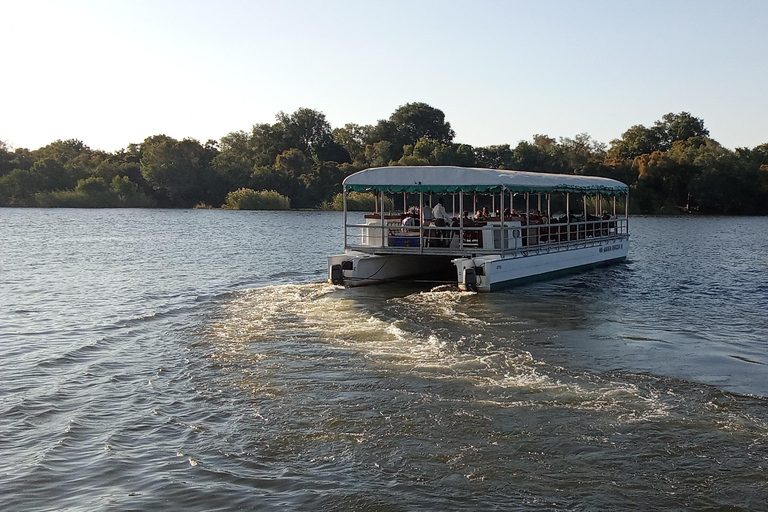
left=343, top=216, right=628, bottom=256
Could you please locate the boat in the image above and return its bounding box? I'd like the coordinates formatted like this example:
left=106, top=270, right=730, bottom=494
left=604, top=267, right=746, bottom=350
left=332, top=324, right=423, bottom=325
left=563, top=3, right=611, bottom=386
left=328, top=166, right=630, bottom=292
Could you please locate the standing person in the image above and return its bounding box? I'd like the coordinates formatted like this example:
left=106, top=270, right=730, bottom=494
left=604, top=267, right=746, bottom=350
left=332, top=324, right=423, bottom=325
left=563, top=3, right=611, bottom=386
left=432, top=198, right=452, bottom=225
left=432, top=198, right=452, bottom=246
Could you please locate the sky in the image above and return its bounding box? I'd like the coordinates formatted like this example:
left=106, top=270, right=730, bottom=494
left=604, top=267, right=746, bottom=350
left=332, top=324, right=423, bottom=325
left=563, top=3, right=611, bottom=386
left=2, top=0, right=767, bottom=153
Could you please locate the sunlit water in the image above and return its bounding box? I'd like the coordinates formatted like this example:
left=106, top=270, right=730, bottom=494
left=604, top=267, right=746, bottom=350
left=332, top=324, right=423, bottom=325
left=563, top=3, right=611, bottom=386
left=1, top=209, right=767, bottom=510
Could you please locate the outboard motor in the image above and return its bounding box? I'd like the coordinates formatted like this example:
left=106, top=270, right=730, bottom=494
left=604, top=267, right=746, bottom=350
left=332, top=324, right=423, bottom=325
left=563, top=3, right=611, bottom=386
left=330, top=264, right=344, bottom=285
left=463, top=267, right=478, bottom=292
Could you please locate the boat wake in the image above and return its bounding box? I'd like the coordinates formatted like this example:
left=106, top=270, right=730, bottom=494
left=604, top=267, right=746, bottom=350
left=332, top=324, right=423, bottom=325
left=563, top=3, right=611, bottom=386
left=199, top=282, right=703, bottom=426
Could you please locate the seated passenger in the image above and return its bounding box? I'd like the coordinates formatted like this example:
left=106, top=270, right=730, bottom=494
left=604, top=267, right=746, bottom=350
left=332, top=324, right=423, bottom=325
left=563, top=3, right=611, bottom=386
left=402, top=207, right=419, bottom=227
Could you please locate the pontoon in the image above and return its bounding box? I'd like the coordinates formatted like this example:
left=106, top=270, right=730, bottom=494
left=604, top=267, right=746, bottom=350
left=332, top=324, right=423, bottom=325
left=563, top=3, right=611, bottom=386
left=328, top=166, right=629, bottom=292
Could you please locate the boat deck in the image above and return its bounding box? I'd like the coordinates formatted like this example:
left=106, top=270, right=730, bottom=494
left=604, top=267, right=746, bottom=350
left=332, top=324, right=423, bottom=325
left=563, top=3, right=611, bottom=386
left=344, top=216, right=629, bottom=259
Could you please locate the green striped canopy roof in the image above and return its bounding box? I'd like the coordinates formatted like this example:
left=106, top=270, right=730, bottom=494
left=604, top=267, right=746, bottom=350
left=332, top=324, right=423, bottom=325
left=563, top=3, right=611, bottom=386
left=343, top=166, right=628, bottom=196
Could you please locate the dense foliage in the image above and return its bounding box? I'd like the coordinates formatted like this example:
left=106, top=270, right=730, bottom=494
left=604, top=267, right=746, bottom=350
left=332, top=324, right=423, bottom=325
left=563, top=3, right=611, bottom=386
left=331, top=191, right=394, bottom=212
left=2, top=105, right=766, bottom=213
left=223, top=188, right=290, bottom=210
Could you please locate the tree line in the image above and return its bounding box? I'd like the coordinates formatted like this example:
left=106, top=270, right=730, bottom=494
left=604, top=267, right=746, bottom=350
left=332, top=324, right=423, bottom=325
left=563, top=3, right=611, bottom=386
left=1, top=103, right=767, bottom=213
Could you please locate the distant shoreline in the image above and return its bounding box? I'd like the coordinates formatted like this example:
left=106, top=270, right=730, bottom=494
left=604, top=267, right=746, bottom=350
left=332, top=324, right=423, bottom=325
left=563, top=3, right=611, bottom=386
left=2, top=106, right=766, bottom=214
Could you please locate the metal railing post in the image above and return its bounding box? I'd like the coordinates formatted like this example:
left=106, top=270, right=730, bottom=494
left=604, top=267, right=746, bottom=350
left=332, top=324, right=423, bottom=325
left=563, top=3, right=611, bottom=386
left=343, top=187, right=348, bottom=249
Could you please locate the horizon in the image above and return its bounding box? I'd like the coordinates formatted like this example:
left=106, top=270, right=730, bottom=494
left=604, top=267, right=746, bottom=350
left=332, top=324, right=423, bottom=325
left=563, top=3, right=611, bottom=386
left=2, top=0, right=766, bottom=153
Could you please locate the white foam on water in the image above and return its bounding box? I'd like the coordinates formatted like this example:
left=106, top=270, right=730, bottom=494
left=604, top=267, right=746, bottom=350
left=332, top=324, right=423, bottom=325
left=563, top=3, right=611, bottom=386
left=204, top=283, right=679, bottom=423
left=204, top=283, right=542, bottom=386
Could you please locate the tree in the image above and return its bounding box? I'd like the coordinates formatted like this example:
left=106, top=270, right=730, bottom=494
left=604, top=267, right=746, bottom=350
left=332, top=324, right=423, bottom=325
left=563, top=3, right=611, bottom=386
left=214, top=130, right=264, bottom=191
left=389, top=102, right=455, bottom=148
left=0, top=157, right=86, bottom=205
left=276, top=108, right=351, bottom=164
left=474, top=145, right=515, bottom=169
left=608, top=113, right=709, bottom=160
left=510, top=136, right=570, bottom=174
left=0, top=140, right=11, bottom=177
left=654, top=112, right=709, bottom=150
left=332, top=123, right=372, bottom=165
left=34, top=139, right=90, bottom=164
left=364, top=141, right=395, bottom=167
left=396, top=137, right=475, bottom=167
left=607, top=124, right=665, bottom=160
left=140, top=135, right=219, bottom=207
left=551, top=133, right=606, bottom=176
left=300, top=161, right=352, bottom=207
left=631, top=151, right=700, bottom=213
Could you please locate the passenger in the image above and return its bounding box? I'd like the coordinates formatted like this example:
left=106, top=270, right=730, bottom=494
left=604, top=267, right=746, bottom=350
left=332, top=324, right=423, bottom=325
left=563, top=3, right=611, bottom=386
left=432, top=198, right=453, bottom=247
left=481, top=206, right=490, bottom=217
left=432, top=198, right=452, bottom=226
left=475, top=209, right=484, bottom=219
left=461, top=210, right=474, bottom=226
left=421, top=206, right=434, bottom=225
left=402, top=207, right=419, bottom=227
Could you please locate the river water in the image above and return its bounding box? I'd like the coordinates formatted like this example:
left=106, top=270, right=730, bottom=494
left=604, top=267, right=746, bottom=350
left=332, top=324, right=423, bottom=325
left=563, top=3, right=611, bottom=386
left=1, top=209, right=767, bottom=511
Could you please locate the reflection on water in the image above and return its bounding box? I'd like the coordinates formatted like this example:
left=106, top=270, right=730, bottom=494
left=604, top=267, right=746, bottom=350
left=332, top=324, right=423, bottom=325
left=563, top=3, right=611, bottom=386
left=2, top=210, right=768, bottom=510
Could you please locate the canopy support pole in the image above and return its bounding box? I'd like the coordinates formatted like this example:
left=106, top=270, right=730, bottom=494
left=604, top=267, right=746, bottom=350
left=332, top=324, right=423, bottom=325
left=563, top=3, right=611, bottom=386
left=459, top=192, right=464, bottom=250
left=419, top=192, right=424, bottom=253
left=625, top=192, right=630, bottom=233
left=525, top=192, right=530, bottom=247
left=566, top=193, right=570, bottom=242
left=500, top=187, right=506, bottom=255
left=343, top=187, right=348, bottom=249
left=380, top=192, right=385, bottom=248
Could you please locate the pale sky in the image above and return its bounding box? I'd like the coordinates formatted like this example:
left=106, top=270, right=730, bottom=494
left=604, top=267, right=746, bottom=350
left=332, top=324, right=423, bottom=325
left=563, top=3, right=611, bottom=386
left=2, top=0, right=766, bottom=152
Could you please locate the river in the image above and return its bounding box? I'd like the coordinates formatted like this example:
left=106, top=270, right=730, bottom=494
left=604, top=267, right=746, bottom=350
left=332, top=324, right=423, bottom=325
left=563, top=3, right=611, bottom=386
left=1, top=209, right=767, bottom=510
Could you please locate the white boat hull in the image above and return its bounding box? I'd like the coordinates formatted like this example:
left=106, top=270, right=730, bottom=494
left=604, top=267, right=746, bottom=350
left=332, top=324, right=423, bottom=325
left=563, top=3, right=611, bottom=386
left=328, top=251, right=454, bottom=287
left=329, top=237, right=629, bottom=291
left=453, top=237, right=629, bottom=292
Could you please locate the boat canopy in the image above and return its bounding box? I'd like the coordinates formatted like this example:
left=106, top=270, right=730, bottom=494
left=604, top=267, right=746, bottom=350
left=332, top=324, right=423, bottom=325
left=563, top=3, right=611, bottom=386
left=343, top=166, right=629, bottom=196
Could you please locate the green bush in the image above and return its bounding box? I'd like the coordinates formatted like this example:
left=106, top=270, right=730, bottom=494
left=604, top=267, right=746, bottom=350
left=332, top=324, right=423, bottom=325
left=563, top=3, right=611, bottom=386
left=34, top=176, right=155, bottom=207
left=331, top=191, right=394, bottom=211
left=223, top=188, right=290, bottom=210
